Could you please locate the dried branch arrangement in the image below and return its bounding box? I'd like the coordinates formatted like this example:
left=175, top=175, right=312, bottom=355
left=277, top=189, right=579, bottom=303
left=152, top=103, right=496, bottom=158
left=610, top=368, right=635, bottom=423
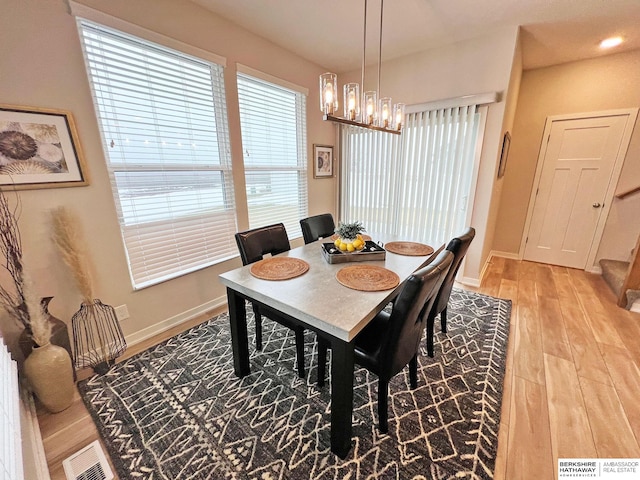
left=0, top=189, right=28, bottom=327
left=0, top=189, right=52, bottom=346
left=50, top=206, right=94, bottom=303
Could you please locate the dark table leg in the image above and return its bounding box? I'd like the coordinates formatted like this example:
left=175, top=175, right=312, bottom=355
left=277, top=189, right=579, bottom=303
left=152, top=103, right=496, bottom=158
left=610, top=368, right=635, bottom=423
left=330, top=338, right=354, bottom=458
left=227, top=287, right=250, bottom=377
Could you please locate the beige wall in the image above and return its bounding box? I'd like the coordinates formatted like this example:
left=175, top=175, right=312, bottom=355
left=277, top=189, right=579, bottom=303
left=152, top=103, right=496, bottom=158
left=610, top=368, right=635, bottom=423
left=493, top=49, right=640, bottom=265
left=0, top=0, right=336, bottom=349
left=341, top=27, right=521, bottom=283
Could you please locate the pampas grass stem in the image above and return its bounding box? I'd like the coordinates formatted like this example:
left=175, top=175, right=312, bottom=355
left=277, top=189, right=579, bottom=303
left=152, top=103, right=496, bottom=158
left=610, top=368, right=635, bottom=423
left=51, top=207, right=94, bottom=303
left=23, top=273, right=51, bottom=347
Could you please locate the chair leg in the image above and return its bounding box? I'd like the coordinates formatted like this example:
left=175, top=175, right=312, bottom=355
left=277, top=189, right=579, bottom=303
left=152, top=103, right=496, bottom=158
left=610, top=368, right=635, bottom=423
left=409, top=355, right=418, bottom=389
left=378, top=378, right=389, bottom=434
left=317, top=337, right=328, bottom=387
left=294, top=328, right=306, bottom=378
left=252, top=304, right=263, bottom=351
left=440, top=306, right=448, bottom=334
left=426, top=313, right=435, bottom=358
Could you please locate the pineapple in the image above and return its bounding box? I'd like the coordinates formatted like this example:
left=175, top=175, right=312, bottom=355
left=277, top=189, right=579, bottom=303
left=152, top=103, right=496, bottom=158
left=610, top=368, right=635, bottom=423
left=334, top=221, right=366, bottom=252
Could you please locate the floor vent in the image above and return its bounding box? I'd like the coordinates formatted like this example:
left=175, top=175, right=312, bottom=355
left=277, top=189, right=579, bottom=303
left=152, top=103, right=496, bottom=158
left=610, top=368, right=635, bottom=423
left=62, top=440, right=113, bottom=480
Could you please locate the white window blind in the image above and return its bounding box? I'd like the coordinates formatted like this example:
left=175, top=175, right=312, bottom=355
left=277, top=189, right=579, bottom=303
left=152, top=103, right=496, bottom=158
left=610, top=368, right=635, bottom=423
left=341, top=104, right=482, bottom=246
left=78, top=20, right=237, bottom=288
left=237, top=72, right=308, bottom=238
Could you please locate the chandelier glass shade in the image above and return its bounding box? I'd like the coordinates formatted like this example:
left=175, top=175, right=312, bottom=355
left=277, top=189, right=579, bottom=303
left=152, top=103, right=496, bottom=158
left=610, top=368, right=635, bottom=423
left=319, top=0, right=403, bottom=134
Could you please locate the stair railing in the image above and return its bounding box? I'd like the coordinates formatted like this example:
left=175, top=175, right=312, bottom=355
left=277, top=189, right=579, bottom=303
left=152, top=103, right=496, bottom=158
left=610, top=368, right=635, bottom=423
left=618, top=234, right=640, bottom=308
left=612, top=185, right=640, bottom=307
left=615, top=184, right=640, bottom=199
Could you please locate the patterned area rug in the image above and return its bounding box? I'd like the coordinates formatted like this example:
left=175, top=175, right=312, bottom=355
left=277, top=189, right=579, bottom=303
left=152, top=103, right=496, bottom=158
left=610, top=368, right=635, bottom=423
left=78, top=289, right=511, bottom=479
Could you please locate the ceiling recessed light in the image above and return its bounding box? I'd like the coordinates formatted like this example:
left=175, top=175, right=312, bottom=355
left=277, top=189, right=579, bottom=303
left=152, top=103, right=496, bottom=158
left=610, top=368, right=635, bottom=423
left=600, top=36, right=623, bottom=49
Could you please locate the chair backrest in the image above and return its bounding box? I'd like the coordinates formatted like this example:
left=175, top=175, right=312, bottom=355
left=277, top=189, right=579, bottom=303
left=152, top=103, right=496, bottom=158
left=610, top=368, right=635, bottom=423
left=380, top=249, right=454, bottom=378
left=300, top=213, right=336, bottom=244
left=431, top=227, right=476, bottom=316
left=235, top=223, right=291, bottom=265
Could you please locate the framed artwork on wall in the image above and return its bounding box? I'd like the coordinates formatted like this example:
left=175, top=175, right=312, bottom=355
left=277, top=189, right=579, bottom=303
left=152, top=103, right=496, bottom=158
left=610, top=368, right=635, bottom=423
left=0, top=105, right=89, bottom=190
left=313, top=144, right=333, bottom=178
left=497, top=131, right=511, bottom=178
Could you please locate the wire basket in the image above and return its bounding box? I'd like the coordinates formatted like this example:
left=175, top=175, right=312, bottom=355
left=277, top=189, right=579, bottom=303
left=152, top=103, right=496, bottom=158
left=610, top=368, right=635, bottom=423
left=71, top=299, right=126, bottom=374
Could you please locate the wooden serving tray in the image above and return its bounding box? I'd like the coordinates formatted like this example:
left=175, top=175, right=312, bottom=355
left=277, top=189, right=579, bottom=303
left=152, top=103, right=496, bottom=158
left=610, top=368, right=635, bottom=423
left=321, top=241, right=386, bottom=264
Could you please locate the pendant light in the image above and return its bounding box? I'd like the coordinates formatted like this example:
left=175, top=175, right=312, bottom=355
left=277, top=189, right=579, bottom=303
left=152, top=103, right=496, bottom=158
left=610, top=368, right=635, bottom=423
left=320, top=0, right=404, bottom=134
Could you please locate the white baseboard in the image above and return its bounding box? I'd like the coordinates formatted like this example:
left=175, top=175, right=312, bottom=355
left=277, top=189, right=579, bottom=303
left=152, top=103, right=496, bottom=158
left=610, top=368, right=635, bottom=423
left=490, top=250, right=520, bottom=260
left=125, top=295, right=228, bottom=348
left=470, top=250, right=519, bottom=288
left=458, top=276, right=480, bottom=288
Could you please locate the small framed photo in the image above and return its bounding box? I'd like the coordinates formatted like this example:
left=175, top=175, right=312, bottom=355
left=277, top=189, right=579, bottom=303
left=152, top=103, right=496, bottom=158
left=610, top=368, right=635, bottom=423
left=497, top=131, right=511, bottom=178
left=313, top=144, right=333, bottom=178
left=0, top=105, right=89, bottom=190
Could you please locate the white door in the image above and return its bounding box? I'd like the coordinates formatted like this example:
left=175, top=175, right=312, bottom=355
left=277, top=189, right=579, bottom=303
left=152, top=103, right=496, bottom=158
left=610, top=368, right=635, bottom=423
left=524, top=114, right=630, bottom=269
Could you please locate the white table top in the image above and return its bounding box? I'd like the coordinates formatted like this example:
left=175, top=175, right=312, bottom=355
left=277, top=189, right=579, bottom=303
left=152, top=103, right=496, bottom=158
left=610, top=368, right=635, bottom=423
left=219, top=239, right=435, bottom=341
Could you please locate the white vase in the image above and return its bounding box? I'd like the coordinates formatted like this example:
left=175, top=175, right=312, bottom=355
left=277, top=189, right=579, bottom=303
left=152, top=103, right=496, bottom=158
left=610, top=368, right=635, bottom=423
left=24, top=343, right=74, bottom=413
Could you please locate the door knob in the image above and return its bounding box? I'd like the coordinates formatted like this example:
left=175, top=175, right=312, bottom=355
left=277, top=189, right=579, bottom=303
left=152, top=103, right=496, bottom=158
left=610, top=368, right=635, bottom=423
left=592, top=202, right=601, bottom=208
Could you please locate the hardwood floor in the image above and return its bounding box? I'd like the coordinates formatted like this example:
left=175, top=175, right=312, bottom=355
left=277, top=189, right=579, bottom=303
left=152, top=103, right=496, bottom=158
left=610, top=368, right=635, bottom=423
left=36, top=258, right=640, bottom=479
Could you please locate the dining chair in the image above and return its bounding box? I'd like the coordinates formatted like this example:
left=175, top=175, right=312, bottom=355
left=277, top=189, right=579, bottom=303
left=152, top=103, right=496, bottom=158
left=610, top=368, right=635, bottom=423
left=317, top=249, right=453, bottom=433
left=299, top=213, right=336, bottom=244
left=425, top=226, right=476, bottom=357
left=234, top=223, right=307, bottom=378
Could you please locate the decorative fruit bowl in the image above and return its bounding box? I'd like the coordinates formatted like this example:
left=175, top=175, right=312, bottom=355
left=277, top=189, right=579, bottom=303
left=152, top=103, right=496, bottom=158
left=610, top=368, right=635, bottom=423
left=333, top=221, right=366, bottom=253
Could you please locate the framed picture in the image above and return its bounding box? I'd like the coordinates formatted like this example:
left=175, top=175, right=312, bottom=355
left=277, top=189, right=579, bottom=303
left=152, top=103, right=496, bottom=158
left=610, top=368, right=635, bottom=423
left=0, top=105, right=89, bottom=190
left=497, top=131, right=511, bottom=178
left=313, top=144, right=333, bottom=178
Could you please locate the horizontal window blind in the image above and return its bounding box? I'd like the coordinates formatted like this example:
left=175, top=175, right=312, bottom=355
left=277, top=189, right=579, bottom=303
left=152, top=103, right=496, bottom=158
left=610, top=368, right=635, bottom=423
left=78, top=20, right=237, bottom=288
left=237, top=73, right=307, bottom=238
left=341, top=104, right=481, bottom=246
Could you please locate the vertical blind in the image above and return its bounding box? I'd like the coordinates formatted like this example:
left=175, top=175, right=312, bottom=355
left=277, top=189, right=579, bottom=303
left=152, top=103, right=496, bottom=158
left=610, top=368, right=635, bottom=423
left=78, top=20, right=237, bottom=288
left=237, top=73, right=308, bottom=239
left=341, top=104, right=481, bottom=246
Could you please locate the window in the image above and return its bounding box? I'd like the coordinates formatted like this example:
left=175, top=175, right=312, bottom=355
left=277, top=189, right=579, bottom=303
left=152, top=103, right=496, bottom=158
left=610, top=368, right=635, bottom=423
left=236, top=68, right=308, bottom=238
left=340, top=104, right=483, bottom=246
left=78, top=20, right=237, bottom=288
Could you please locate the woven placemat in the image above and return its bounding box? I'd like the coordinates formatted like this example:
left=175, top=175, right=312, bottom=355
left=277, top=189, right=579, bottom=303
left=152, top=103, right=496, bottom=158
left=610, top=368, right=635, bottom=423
left=250, top=257, right=309, bottom=280
left=384, top=241, right=434, bottom=256
left=336, top=265, right=400, bottom=291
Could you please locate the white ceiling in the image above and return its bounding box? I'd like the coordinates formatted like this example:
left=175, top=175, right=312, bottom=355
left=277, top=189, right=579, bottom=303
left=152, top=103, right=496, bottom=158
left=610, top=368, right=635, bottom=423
left=190, top=0, right=640, bottom=72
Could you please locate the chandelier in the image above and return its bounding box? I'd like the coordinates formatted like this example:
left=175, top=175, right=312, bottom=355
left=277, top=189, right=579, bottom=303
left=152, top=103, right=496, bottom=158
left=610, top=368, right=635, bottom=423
left=319, top=0, right=404, bottom=134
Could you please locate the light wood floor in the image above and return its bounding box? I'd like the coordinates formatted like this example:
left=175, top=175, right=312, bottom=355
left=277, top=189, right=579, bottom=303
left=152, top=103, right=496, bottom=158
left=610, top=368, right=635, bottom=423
left=36, top=258, right=640, bottom=480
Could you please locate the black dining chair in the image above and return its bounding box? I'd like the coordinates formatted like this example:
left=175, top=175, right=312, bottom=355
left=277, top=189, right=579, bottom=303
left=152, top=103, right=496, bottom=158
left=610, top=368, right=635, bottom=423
left=425, top=227, right=476, bottom=357
left=300, top=213, right=336, bottom=244
left=234, top=223, right=307, bottom=378
left=317, top=249, right=453, bottom=433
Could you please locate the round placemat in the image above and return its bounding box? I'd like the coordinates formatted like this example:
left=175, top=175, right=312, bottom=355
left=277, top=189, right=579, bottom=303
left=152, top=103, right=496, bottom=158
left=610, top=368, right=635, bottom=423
left=250, top=257, right=310, bottom=280
left=336, top=265, right=400, bottom=292
left=384, top=241, right=434, bottom=256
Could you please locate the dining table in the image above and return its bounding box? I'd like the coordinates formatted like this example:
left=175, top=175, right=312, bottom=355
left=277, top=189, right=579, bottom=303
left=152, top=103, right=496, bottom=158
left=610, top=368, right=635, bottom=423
left=218, top=236, right=436, bottom=458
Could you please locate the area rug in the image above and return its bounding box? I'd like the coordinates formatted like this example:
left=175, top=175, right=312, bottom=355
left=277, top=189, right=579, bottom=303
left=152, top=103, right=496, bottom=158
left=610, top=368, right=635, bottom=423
left=78, top=289, right=511, bottom=479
